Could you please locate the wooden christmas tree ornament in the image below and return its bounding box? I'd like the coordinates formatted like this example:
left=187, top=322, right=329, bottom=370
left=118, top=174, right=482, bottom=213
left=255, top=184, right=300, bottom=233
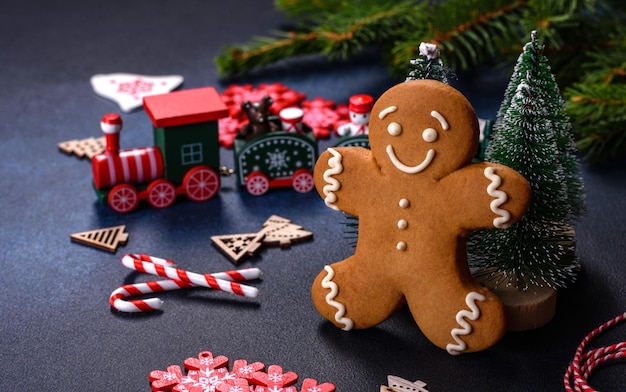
left=58, top=136, right=106, bottom=159
left=211, top=215, right=313, bottom=264
left=70, top=225, right=129, bottom=253
left=261, top=215, right=313, bottom=248
left=210, top=232, right=265, bottom=264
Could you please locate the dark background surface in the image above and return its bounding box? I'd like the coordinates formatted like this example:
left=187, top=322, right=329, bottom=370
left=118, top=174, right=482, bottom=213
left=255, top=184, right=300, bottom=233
left=1, top=1, right=625, bottom=391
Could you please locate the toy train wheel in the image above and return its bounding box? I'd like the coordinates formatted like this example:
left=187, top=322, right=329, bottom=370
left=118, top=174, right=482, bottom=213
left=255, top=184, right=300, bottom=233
left=183, top=166, right=219, bottom=202
left=291, top=169, right=314, bottom=193
left=147, top=179, right=177, bottom=208
left=108, top=184, right=139, bottom=213
left=245, top=171, right=270, bottom=196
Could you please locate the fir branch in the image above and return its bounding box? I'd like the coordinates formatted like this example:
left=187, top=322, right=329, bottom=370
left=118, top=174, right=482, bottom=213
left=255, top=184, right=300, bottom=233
left=564, top=23, right=626, bottom=162
left=391, top=1, right=529, bottom=75
left=215, top=31, right=326, bottom=76
left=566, top=84, right=626, bottom=162
left=216, top=2, right=419, bottom=76
left=217, top=0, right=625, bottom=163
left=274, top=0, right=345, bottom=18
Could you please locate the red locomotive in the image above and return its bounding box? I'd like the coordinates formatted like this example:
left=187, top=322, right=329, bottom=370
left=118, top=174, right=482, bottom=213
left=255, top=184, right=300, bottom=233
left=91, top=87, right=229, bottom=213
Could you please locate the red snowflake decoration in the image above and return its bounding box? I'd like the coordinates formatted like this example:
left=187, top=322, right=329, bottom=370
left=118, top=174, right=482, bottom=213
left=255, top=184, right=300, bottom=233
left=116, top=78, right=155, bottom=99
left=218, top=83, right=306, bottom=148
left=301, top=98, right=342, bottom=139
left=218, top=83, right=348, bottom=148
left=184, top=351, right=229, bottom=372
left=149, top=365, right=184, bottom=391
left=148, top=351, right=334, bottom=392
left=251, top=365, right=298, bottom=392
left=173, top=368, right=232, bottom=392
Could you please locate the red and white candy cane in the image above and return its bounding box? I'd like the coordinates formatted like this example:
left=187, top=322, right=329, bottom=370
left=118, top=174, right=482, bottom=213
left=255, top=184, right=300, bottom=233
left=110, top=279, right=195, bottom=312
left=110, top=254, right=262, bottom=312
left=564, top=311, right=626, bottom=392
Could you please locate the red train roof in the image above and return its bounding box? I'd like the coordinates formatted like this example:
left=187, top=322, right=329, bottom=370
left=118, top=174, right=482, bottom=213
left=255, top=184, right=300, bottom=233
left=143, top=86, right=229, bottom=128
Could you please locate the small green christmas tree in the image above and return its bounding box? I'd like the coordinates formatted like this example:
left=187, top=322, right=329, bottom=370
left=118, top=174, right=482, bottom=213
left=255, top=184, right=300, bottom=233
left=405, top=42, right=452, bottom=83
left=469, top=32, right=586, bottom=291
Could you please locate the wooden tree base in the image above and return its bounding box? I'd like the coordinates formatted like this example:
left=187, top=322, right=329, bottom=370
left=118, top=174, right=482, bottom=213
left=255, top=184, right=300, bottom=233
left=475, top=272, right=557, bottom=332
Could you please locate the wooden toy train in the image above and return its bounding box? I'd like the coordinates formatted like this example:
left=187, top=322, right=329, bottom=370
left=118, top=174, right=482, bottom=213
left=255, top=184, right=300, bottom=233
left=91, top=87, right=321, bottom=213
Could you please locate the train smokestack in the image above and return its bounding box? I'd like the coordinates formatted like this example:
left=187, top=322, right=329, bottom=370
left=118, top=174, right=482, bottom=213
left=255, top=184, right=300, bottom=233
left=101, top=113, right=122, bottom=154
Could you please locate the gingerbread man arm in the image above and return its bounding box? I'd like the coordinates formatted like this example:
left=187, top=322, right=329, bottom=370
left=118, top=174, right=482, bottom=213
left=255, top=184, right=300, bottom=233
left=439, top=162, right=531, bottom=232
left=314, top=146, right=379, bottom=217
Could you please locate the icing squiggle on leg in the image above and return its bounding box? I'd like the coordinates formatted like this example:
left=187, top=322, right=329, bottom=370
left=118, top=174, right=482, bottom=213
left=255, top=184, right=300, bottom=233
left=322, top=148, right=343, bottom=211
left=484, top=167, right=511, bottom=228
left=446, top=291, right=486, bottom=355
left=320, top=265, right=354, bottom=331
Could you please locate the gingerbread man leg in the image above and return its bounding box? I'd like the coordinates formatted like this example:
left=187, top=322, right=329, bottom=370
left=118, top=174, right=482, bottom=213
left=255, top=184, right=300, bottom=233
left=404, top=281, right=505, bottom=354
left=311, top=256, right=405, bottom=330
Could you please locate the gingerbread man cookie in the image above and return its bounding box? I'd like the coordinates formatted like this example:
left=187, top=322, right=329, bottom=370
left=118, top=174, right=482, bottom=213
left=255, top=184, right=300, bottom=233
left=312, top=80, right=531, bottom=354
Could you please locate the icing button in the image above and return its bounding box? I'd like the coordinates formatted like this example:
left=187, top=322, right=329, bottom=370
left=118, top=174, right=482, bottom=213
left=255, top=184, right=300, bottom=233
left=397, top=219, right=408, bottom=229
left=399, top=198, right=410, bottom=208
left=396, top=241, right=407, bottom=251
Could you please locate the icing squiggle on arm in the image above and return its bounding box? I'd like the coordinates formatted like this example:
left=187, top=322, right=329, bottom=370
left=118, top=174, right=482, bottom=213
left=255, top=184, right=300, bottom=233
left=484, top=167, right=511, bottom=228
left=446, top=291, right=486, bottom=355
left=322, top=148, right=343, bottom=211
left=321, top=265, right=354, bottom=331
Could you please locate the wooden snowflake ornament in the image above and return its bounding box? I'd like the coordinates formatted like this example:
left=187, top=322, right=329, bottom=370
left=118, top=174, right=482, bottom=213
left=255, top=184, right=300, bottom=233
left=184, top=351, right=229, bottom=372
left=251, top=364, right=299, bottom=391
left=149, top=351, right=335, bottom=392
left=230, top=359, right=265, bottom=382
left=149, top=365, right=184, bottom=392
left=300, top=378, right=336, bottom=392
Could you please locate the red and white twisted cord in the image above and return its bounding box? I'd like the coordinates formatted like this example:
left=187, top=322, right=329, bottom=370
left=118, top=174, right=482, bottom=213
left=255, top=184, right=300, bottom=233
left=564, top=311, right=626, bottom=392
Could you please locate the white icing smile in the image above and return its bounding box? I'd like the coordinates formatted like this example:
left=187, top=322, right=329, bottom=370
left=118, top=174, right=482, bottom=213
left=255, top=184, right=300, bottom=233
left=386, top=145, right=435, bottom=174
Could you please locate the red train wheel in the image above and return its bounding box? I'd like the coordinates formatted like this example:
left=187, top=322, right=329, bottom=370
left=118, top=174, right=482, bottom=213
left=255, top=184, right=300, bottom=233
left=108, top=184, right=139, bottom=213
left=147, top=179, right=177, bottom=208
left=183, top=166, right=219, bottom=202
left=245, top=172, right=270, bottom=196
left=292, top=169, right=314, bottom=193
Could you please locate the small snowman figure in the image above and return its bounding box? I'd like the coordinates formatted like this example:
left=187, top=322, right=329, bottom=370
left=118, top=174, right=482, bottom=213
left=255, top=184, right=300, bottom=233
left=337, top=94, right=374, bottom=136
left=280, top=107, right=305, bottom=133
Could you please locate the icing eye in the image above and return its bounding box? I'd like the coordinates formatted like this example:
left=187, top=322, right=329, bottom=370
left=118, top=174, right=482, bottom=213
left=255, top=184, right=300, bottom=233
left=422, top=128, right=438, bottom=142
left=387, top=122, right=402, bottom=136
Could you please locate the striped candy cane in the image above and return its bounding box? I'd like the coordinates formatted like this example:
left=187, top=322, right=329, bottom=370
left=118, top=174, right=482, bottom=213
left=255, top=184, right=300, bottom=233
left=110, top=279, right=195, bottom=312
left=564, top=311, right=626, bottom=392
left=110, top=254, right=262, bottom=312
left=121, top=254, right=260, bottom=297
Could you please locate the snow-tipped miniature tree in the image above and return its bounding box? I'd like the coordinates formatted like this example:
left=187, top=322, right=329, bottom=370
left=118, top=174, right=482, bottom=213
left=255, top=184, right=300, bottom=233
left=406, top=42, right=452, bottom=83
left=469, top=31, right=586, bottom=290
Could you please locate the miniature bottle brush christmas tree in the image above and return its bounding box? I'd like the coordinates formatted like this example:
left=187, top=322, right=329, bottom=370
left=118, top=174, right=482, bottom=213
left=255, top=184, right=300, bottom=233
left=469, top=31, right=586, bottom=293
